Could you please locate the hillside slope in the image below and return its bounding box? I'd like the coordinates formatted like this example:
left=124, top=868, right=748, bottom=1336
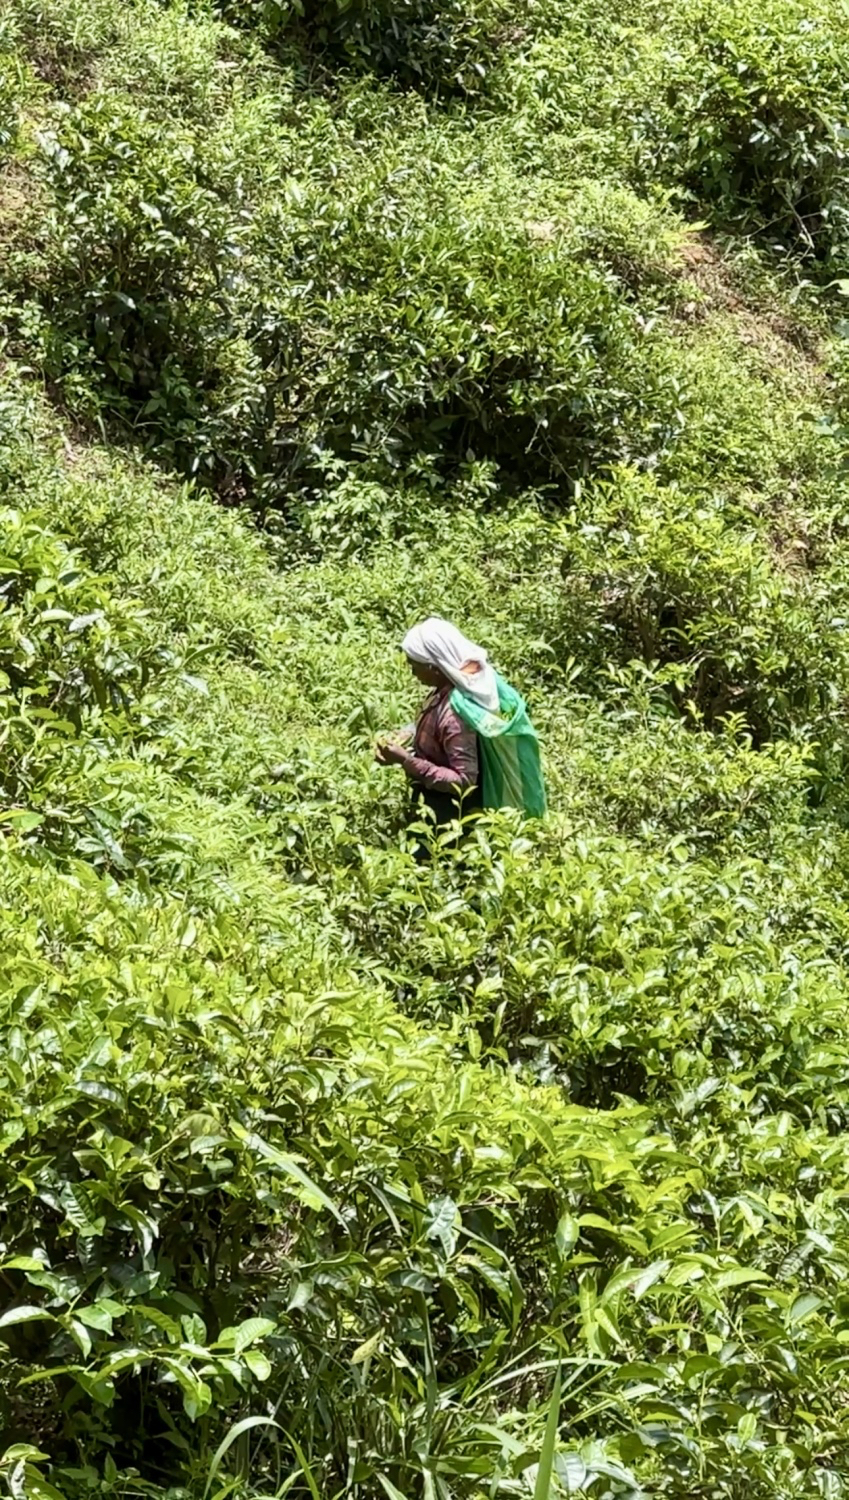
left=2, top=2, right=849, bottom=1498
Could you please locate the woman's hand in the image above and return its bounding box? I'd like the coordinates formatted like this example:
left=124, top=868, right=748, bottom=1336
left=375, top=738, right=410, bottom=768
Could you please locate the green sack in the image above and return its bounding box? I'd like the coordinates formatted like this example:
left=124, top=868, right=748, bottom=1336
left=450, top=673, right=546, bottom=819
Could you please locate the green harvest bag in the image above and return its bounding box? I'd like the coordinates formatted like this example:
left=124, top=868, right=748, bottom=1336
left=450, top=673, right=546, bottom=818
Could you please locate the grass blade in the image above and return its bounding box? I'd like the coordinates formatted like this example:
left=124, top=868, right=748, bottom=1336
left=283, top=1433, right=321, bottom=1500
left=203, top=1416, right=281, bottom=1500
left=533, top=1364, right=562, bottom=1500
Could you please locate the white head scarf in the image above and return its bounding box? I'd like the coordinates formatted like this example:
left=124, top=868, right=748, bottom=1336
left=401, top=616, right=500, bottom=713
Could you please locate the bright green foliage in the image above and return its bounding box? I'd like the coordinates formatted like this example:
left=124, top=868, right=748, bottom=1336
left=0, top=503, right=152, bottom=810
left=558, top=469, right=849, bottom=741
left=1, top=0, right=849, bottom=1498
left=28, top=94, right=244, bottom=466
left=215, top=0, right=530, bottom=94
left=0, top=364, right=848, bottom=1499
left=13, top=95, right=686, bottom=497
left=641, top=0, right=849, bottom=259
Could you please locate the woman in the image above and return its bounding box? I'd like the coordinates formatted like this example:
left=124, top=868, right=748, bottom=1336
left=375, top=617, right=495, bottom=834
left=377, top=617, right=546, bottom=837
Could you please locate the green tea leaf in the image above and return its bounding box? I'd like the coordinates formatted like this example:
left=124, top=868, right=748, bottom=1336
left=0, top=1307, right=54, bottom=1331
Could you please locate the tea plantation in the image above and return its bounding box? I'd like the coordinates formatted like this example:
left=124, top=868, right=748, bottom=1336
left=2, top=0, right=849, bottom=1496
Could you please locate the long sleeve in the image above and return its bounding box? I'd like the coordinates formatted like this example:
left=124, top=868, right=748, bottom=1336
left=405, top=701, right=479, bottom=793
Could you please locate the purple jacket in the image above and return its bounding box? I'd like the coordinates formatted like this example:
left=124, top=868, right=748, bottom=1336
left=405, top=687, right=479, bottom=792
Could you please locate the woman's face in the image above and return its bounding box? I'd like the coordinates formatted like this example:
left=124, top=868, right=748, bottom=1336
left=408, top=658, right=443, bottom=688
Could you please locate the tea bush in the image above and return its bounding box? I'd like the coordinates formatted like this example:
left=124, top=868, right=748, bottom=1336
left=6, top=0, right=837, bottom=505
left=241, top=192, right=684, bottom=498
left=1, top=0, right=849, bottom=1496
left=215, top=0, right=533, bottom=95
left=557, top=469, right=849, bottom=741
left=1, top=0, right=256, bottom=113
left=637, top=0, right=849, bottom=259
left=17, top=95, right=687, bottom=497
left=26, top=93, right=245, bottom=465
left=0, top=503, right=161, bottom=833
left=2, top=370, right=849, bottom=1499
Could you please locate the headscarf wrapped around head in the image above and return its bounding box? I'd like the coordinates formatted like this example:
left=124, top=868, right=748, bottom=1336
left=401, top=616, right=500, bottom=713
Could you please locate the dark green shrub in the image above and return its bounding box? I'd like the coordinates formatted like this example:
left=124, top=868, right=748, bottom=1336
left=230, top=188, right=685, bottom=502
left=215, top=0, right=530, bottom=95
left=0, top=501, right=156, bottom=819
left=20, top=106, right=687, bottom=498
left=30, top=95, right=241, bottom=467
left=641, top=0, right=849, bottom=259
left=557, top=469, right=849, bottom=742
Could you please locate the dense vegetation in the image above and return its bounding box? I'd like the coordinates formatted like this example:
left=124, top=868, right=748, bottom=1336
left=2, top=0, right=849, bottom=1496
